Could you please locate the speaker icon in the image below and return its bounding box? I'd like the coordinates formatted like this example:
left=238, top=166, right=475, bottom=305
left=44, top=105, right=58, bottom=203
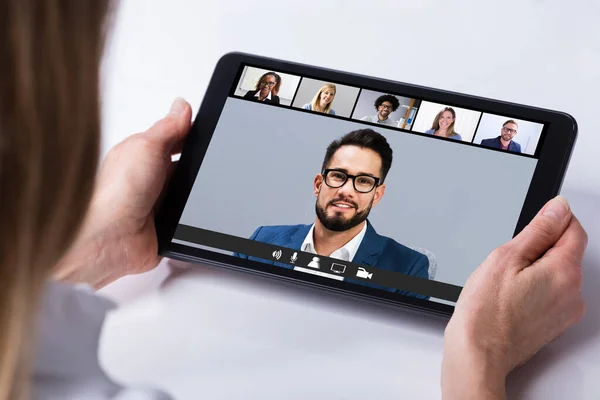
left=272, top=250, right=282, bottom=260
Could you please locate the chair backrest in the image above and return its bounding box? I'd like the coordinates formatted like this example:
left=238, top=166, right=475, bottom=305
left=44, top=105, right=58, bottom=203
left=408, top=246, right=438, bottom=280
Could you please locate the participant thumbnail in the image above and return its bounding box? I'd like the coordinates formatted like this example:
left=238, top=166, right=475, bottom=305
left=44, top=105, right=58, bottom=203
left=412, top=102, right=482, bottom=142
left=291, top=78, right=360, bottom=118
left=473, top=114, right=543, bottom=156
left=351, top=90, right=421, bottom=129
left=234, top=66, right=301, bottom=106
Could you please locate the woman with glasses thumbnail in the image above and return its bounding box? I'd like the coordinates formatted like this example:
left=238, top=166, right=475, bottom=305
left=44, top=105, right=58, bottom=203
left=302, top=83, right=337, bottom=115
left=425, top=107, right=462, bottom=140
left=243, top=71, right=282, bottom=104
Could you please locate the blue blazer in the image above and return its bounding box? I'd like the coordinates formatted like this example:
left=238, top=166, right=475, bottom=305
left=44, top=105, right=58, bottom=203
left=234, top=221, right=430, bottom=299
left=480, top=136, right=522, bottom=153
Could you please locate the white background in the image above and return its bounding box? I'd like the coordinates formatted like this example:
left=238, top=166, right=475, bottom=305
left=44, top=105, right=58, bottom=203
left=412, top=101, right=482, bottom=142
left=474, top=113, right=544, bottom=155
left=98, top=1, right=600, bottom=399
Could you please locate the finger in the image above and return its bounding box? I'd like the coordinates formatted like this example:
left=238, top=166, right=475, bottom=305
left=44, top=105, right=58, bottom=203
left=508, top=196, right=573, bottom=268
left=153, top=158, right=182, bottom=215
left=542, top=214, right=588, bottom=267
left=144, top=97, right=192, bottom=154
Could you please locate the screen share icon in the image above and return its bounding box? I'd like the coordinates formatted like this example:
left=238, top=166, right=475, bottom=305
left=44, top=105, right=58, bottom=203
left=330, top=263, right=346, bottom=274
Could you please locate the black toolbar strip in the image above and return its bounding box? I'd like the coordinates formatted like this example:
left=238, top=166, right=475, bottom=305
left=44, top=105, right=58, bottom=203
left=174, top=224, right=462, bottom=302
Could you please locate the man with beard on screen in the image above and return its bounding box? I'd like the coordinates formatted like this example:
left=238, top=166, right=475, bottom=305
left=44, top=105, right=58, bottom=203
left=235, top=129, right=430, bottom=299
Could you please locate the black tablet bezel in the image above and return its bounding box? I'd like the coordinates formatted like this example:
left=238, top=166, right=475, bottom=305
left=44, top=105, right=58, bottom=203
left=154, top=52, right=577, bottom=318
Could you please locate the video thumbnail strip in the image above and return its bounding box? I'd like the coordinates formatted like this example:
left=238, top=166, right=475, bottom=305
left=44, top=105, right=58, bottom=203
left=174, top=224, right=462, bottom=302
left=232, top=64, right=546, bottom=158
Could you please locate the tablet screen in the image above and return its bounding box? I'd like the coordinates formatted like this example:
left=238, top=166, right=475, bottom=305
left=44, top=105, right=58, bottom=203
left=170, top=64, right=548, bottom=306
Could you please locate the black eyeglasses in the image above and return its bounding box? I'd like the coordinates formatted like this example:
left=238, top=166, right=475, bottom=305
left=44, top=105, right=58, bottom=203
left=322, top=169, right=381, bottom=193
left=260, top=81, right=277, bottom=87
left=502, top=127, right=517, bottom=134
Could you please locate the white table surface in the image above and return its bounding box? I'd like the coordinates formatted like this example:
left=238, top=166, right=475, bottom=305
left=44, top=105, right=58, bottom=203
left=98, top=1, right=600, bottom=398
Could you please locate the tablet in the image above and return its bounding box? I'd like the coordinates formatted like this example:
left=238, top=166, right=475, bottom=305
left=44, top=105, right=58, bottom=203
left=155, top=52, right=577, bottom=317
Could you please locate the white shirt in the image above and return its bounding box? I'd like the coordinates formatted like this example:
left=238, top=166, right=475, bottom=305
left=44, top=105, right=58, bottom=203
left=359, top=115, right=398, bottom=127
left=300, top=222, right=368, bottom=262
left=32, top=280, right=172, bottom=399
left=253, top=89, right=271, bottom=101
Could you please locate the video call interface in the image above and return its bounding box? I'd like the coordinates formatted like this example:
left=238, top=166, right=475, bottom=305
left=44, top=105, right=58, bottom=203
left=172, top=64, right=548, bottom=305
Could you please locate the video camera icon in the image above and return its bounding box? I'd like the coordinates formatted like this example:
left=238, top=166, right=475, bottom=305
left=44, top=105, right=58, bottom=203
left=356, top=267, right=373, bottom=280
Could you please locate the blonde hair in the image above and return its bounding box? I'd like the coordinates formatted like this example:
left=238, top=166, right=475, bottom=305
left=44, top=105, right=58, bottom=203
left=0, top=1, right=113, bottom=398
left=431, top=107, right=458, bottom=138
left=310, top=84, right=336, bottom=114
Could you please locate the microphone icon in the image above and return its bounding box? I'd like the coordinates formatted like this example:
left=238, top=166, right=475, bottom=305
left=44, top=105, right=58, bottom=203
left=290, top=252, right=298, bottom=264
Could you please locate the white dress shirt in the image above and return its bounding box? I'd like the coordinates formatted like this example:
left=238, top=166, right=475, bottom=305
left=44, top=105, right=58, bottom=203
left=253, top=89, right=271, bottom=101
left=300, top=222, right=368, bottom=262
left=359, top=115, right=398, bottom=127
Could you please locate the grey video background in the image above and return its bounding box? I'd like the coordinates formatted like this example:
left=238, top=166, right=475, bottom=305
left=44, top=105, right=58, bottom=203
left=291, top=78, right=360, bottom=118
left=351, top=89, right=415, bottom=127
left=473, top=113, right=544, bottom=155
left=178, top=98, right=538, bottom=287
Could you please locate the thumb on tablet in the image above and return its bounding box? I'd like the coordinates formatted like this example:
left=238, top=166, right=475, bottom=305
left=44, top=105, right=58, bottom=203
left=509, top=196, right=572, bottom=268
left=145, top=97, right=192, bottom=155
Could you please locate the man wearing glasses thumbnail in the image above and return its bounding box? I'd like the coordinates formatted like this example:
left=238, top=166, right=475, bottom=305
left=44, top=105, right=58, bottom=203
left=235, top=129, right=430, bottom=298
left=359, top=94, right=400, bottom=127
left=480, top=120, right=522, bottom=153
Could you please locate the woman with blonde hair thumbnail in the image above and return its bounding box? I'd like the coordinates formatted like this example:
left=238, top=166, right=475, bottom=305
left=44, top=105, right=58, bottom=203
left=303, top=83, right=337, bottom=115
left=425, top=107, right=462, bottom=140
